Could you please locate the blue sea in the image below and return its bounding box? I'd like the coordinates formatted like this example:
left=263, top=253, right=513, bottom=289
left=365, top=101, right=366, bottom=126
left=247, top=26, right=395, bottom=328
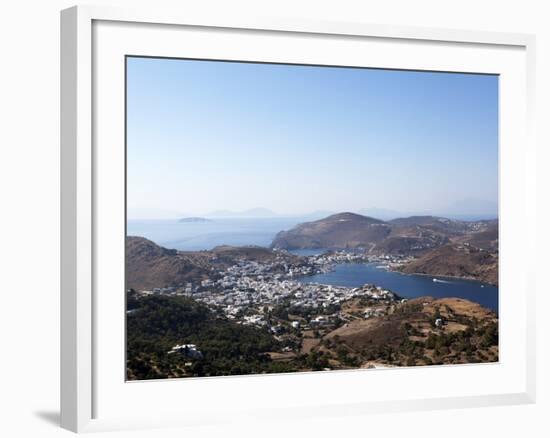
left=127, top=217, right=303, bottom=251
left=299, top=263, right=498, bottom=312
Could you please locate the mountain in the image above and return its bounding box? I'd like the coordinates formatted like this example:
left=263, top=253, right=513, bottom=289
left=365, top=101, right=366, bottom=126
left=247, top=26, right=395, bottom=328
left=271, top=212, right=498, bottom=255
left=389, top=215, right=447, bottom=226
left=389, top=215, right=473, bottom=235
left=271, top=212, right=390, bottom=250
left=463, top=220, right=498, bottom=251
left=126, top=236, right=213, bottom=290
left=397, top=244, right=498, bottom=285
left=271, top=212, right=450, bottom=252
left=206, top=208, right=277, bottom=218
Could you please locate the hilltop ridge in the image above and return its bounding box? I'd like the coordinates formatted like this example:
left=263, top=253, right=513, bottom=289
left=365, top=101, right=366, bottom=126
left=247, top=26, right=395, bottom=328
left=271, top=212, right=497, bottom=254
left=271, top=212, right=390, bottom=251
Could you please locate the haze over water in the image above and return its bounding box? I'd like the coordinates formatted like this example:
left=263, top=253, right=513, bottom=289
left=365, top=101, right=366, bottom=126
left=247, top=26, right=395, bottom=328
left=127, top=217, right=303, bottom=251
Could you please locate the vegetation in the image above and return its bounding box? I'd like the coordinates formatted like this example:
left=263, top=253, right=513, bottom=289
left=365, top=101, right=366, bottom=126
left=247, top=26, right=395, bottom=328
left=127, top=294, right=283, bottom=380
left=127, top=293, right=499, bottom=380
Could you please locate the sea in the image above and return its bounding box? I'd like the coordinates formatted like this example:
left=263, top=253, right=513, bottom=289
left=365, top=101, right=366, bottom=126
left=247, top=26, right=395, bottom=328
left=127, top=217, right=303, bottom=251
left=127, top=218, right=498, bottom=312
left=298, top=262, right=498, bottom=312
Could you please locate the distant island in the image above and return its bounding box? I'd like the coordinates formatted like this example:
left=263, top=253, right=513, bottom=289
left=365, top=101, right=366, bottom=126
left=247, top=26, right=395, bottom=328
left=178, top=217, right=212, bottom=223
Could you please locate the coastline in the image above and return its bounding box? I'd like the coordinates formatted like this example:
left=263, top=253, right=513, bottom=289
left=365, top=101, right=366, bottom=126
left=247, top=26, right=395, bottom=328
left=296, top=255, right=498, bottom=288
left=388, top=266, right=498, bottom=287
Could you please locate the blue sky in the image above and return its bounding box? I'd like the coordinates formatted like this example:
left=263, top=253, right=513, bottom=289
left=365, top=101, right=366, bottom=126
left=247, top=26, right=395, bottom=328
left=126, top=57, right=498, bottom=219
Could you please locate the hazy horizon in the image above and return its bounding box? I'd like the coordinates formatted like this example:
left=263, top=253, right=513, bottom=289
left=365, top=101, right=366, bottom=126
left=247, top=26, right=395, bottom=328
left=127, top=205, right=498, bottom=222
left=127, top=58, right=498, bottom=220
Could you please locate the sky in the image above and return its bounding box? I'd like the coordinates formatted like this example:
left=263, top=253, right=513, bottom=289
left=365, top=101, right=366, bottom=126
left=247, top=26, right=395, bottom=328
left=126, top=56, right=498, bottom=219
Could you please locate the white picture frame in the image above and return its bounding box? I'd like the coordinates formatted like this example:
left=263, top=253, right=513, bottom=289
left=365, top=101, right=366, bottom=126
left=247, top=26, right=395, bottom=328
left=60, top=4, right=537, bottom=433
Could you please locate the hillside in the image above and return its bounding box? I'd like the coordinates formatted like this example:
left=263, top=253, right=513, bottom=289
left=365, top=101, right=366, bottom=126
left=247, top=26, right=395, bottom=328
left=462, top=219, right=498, bottom=251
left=126, top=236, right=300, bottom=291
left=397, top=244, right=498, bottom=285
left=211, top=244, right=278, bottom=260
left=389, top=215, right=471, bottom=235
left=126, top=294, right=280, bottom=379
left=126, top=236, right=214, bottom=290
left=127, top=293, right=498, bottom=379
left=271, top=212, right=391, bottom=250
left=320, top=296, right=498, bottom=367
left=271, top=212, right=498, bottom=256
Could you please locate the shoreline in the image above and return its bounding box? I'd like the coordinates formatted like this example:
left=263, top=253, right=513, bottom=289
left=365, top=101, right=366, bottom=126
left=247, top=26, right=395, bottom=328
left=297, top=256, right=498, bottom=289
left=388, top=266, right=498, bottom=288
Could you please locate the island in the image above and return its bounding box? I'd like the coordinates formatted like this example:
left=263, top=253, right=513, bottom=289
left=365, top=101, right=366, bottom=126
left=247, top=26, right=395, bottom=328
left=178, top=217, right=212, bottom=223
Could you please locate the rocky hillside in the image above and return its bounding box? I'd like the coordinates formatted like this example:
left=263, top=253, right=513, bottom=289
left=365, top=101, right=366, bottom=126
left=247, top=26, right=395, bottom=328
left=389, top=215, right=476, bottom=235
left=126, top=236, right=300, bottom=291
left=271, top=212, right=391, bottom=250
left=321, top=296, right=498, bottom=367
left=126, top=236, right=214, bottom=290
left=462, top=219, right=498, bottom=251
left=397, top=244, right=498, bottom=285
left=271, top=212, right=496, bottom=254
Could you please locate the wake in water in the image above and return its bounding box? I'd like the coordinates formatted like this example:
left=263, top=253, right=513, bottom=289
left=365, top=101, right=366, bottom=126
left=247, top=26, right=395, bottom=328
left=432, top=278, right=453, bottom=284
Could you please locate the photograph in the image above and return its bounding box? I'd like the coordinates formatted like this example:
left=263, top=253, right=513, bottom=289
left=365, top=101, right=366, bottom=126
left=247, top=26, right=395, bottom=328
left=125, top=56, right=499, bottom=380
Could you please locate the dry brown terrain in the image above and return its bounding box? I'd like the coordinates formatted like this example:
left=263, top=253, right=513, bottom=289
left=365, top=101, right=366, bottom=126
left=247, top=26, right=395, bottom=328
left=271, top=212, right=391, bottom=250
left=126, top=236, right=214, bottom=290
left=397, top=244, right=498, bottom=285
left=310, top=297, right=498, bottom=368
left=268, top=352, right=297, bottom=361
left=271, top=213, right=497, bottom=257
left=461, top=220, right=498, bottom=251
left=126, top=236, right=300, bottom=290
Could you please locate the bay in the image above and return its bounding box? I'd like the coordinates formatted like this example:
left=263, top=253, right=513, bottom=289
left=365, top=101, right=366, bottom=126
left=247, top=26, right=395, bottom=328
left=298, top=263, right=498, bottom=312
